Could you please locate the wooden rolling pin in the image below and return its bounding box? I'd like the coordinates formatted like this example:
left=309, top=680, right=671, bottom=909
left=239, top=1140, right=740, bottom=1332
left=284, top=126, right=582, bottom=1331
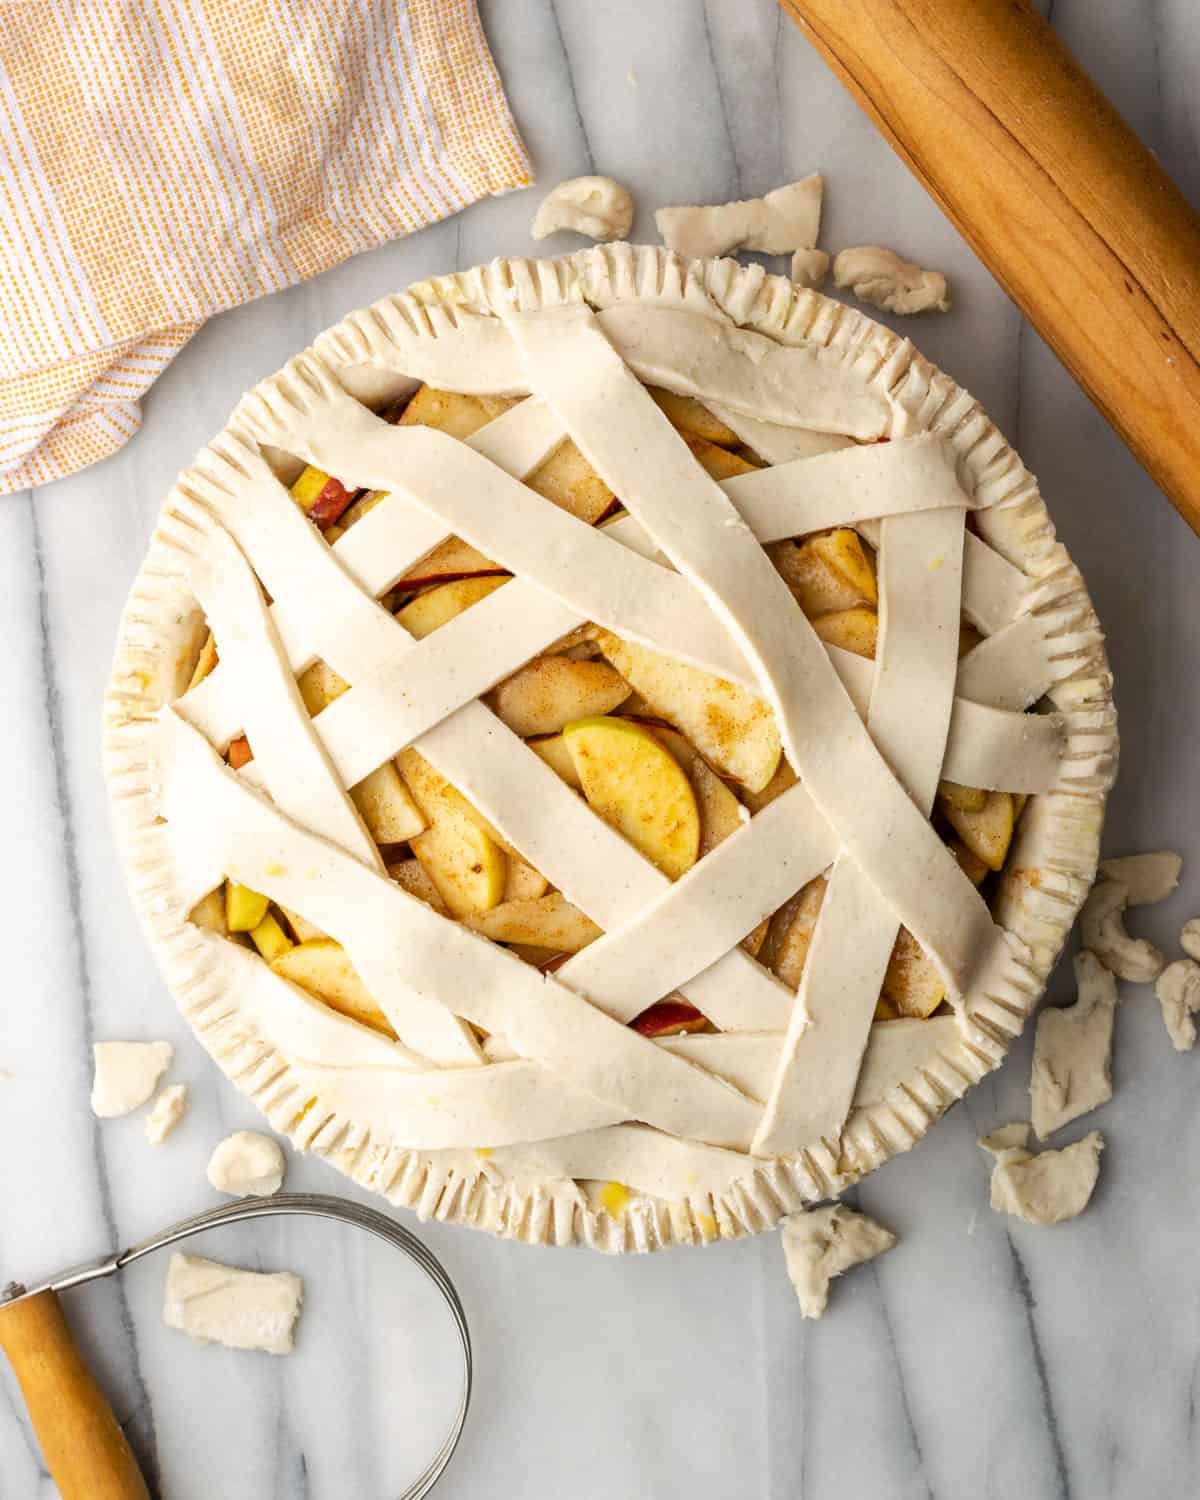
left=781, top=0, right=1200, bottom=536
left=0, top=1291, right=149, bottom=1499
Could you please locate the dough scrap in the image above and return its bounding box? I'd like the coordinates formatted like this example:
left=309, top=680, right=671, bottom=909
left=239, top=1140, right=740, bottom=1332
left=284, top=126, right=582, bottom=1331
left=207, top=1130, right=287, bottom=1197
left=1081, top=877, right=1165, bottom=983
left=91, top=1041, right=174, bottom=1119
left=980, top=1127, right=1103, bottom=1226
left=531, top=176, right=634, bottom=242
left=145, top=1083, right=189, bottom=1144
left=1180, top=918, right=1200, bottom=962
left=1030, top=951, right=1116, bottom=1139
left=163, top=1253, right=302, bottom=1355
left=790, top=247, right=830, bottom=289
left=656, top=175, right=823, bottom=260
left=780, top=1204, right=896, bottom=1319
left=1097, top=851, right=1181, bottom=906
left=1155, top=959, right=1200, bottom=1052
left=833, top=245, right=949, bottom=315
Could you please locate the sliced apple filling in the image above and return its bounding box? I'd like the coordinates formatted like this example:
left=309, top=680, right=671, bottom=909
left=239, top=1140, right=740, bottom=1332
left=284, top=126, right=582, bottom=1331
left=180, top=380, right=1031, bottom=1052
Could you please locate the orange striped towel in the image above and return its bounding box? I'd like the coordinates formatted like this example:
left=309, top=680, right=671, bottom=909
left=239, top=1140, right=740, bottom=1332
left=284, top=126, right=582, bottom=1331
left=0, top=0, right=531, bottom=493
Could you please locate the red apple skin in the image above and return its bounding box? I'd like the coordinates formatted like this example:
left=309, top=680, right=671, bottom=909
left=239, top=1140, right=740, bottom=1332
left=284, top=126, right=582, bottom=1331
left=307, top=476, right=357, bottom=529
left=629, top=999, right=707, bottom=1037
left=228, top=735, right=254, bottom=770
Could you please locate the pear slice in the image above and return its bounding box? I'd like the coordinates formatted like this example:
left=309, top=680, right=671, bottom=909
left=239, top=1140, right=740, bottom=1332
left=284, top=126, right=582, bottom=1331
left=271, top=939, right=393, bottom=1036
left=811, top=607, right=878, bottom=659
left=398, top=749, right=507, bottom=917
left=396, top=575, right=510, bottom=641
left=596, top=630, right=781, bottom=793
left=491, top=656, right=631, bottom=737
left=462, top=892, right=602, bottom=952
left=944, top=790, right=1015, bottom=872
left=563, top=715, right=701, bottom=880
left=526, top=732, right=583, bottom=790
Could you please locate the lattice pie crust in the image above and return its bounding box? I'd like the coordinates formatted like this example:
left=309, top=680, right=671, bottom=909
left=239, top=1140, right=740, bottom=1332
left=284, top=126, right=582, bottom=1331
left=104, top=248, right=1116, bottom=1252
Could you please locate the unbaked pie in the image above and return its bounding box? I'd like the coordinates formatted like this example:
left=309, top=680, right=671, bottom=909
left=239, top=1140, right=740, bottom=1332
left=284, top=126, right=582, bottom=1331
left=105, top=246, right=1116, bottom=1251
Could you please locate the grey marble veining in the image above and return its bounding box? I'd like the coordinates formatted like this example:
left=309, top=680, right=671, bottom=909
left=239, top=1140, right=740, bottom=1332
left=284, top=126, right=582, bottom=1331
left=1, top=1, right=1199, bottom=1496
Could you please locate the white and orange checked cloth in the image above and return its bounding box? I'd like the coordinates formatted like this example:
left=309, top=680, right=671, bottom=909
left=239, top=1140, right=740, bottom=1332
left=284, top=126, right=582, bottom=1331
left=0, top=0, right=532, bottom=493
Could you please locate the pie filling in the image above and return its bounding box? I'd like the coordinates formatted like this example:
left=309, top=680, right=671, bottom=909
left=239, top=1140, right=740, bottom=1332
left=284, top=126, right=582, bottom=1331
left=131, top=277, right=1095, bottom=1216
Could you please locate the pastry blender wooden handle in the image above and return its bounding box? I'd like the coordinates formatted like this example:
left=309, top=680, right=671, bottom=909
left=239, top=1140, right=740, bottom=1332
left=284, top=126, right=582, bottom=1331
left=0, top=1290, right=150, bottom=1500
left=780, top=0, right=1200, bottom=536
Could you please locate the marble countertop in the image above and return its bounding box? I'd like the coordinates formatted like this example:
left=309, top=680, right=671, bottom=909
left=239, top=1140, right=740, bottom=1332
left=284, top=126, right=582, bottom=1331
left=3, top=1, right=1200, bottom=1496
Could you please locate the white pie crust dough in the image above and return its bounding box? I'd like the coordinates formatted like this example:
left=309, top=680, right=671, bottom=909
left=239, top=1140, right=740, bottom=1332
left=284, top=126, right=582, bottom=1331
left=1029, top=952, right=1115, bottom=1138
left=104, top=246, right=1115, bottom=1252
left=146, top=1083, right=189, bottom=1144
left=833, top=246, right=950, bottom=316
left=657, top=176, right=823, bottom=260
left=531, top=176, right=634, bottom=243
left=780, top=1204, right=896, bottom=1318
left=91, top=1042, right=173, bottom=1119
left=163, top=1252, right=301, bottom=1354
left=980, top=1125, right=1103, bottom=1226
left=207, top=1130, right=287, bottom=1197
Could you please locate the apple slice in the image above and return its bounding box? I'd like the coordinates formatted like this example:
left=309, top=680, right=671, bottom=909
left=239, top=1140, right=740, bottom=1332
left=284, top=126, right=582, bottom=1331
left=879, top=928, right=945, bottom=1018
left=943, top=790, right=1014, bottom=872
left=187, top=632, right=218, bottom=692
left=630, top=999, right=708, bottom=1037
left=226, top=881, right=270, bottom=934
left=387, top=857, right=449, bottom=915
left=502, top=852, right=549, bottom=902
left=769, top=528, right=878, bottom=617
left=563, top=715, right=701, bottom=880
left=271, top=939, right=393, bottom=1036
left=462, top=892, right=602, bottom=952
left=396, top=536, right=505, bottom=589
left=759, top=874, right=827, bottom=990
left=297, top=658, right=348, bottom=714
left=491, top=656, right=631, bottom=737
left=812, top=607, right=878, bottom=659
left=189, top=887, right=227, bottom=935
left=596, top=630, right=782, bottom=793
left=948, top=839, right=990, bottom=887
left=398, top=749, right=507, bottom=916
left=527, top=438, right=617, bottom=524
left=395, top=575, right=510, bottom=641
left=278, top=905, right=325, bottom=943
left=739, top=758, right=797, bottom=814
left=959, top=623, right=984, bottom=658
left=227, top=735, right=254, bottom=771
left=648, top=387, right=739, bottom=447
left=937, top=780, right=987, bottom=813
left=526, top=732, right=583, bottom=790
left=249, top=910, right=293, bottom=963
left=398, top=384, right=516, bottom=441
left=290, top=465, right=358, bottom=531
left=682, top=433, right=759, bottom=483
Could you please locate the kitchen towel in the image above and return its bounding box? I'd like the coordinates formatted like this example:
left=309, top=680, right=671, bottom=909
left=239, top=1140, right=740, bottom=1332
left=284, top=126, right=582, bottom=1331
left=0, top=0, right=531, bottom=493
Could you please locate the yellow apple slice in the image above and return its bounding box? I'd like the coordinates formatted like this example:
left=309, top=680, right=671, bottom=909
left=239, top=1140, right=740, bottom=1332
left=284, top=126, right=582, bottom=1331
left=189, top=887, right=227, bottom=935
left=526, top=732, right=583, bottom=790
left=226, top=881, right=270, bottom=933
left=397, top=535, right=504, bottom=589
left=491, top=656, right=631, bottom=737
left=249, top=910, right=293, bottom=963
left=879, top=929, right=944, bottom=1018
left=948, top=839, right=990, bottom=887
left=527, top=438, right=616, bottom=524
left=760, top=875, right=827, bottom=990
left=396, top=575, right=510, bottom=641
left=398, top=749, right=507, bottom=916
left=462, top=892, right=602, bottom=951
left=297, top=658, right=348, bottom=714
left=278, top=905, right=325, bottom=943
left=811, top=606, right=878, bottom=659
left=563, top=715, right=701, bottom=880
left=681, top=433, right=759, bottom=483
left=187, top=631, right=218, bottom=692
left=647, top=387, right=739, bottom=446
left=386, top=857, right=449, bottom=915
left=350, top=762, right=426, bottom=844
left=770, top=528, right=877, bottom=617
left=502, top=852, right=549, bottom=902
left=739, top=758, right=798, bottom=814
left=937, top=780, right=987, bottom=813
left=398, top=384, right=516, bottom=441
left=943, top=790, right=1014, bottom=872
left=271, top=939, right=393, bottom=1036
left=596, top=630, right=782, bottom=793
left=290, top=465, right=357, bottom=530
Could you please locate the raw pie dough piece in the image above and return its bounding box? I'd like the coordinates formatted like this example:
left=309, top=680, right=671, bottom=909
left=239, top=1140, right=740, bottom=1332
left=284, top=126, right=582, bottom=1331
left=1029, top=951, right=1116, bottom=1139
left=91, top=1041, right=174, bottom=1119
left=980, top=1125, right=1103, bottom=1226
left=1097, top=851, right=1182, bottom=905
left=780, top=1204, right=897, bottom=1318
left=1155, top=959, right=1200, bottom=1051
left=656, top=175, right=823, bottom=259
left=1179, top=918, right=1200, bottom=961
left=163, top=1252, right=302, bottom=1354
left=145, top=1083, right=189, bottom=1144
left=207, top=1130, right=287, bottom=1197
left=531, top=176, right=634, bottom=242
left=833, top=246, right=950, bottom=315
left=790, top=247, right=830, bottom=289
left=1080, top=877, right=1165, bottom=982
